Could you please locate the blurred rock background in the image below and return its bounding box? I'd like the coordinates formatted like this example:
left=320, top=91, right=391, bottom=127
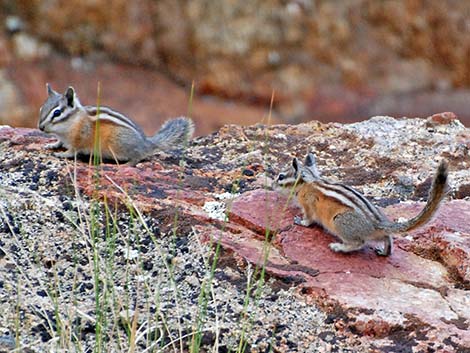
left=0, top=0, right=469, bottom=135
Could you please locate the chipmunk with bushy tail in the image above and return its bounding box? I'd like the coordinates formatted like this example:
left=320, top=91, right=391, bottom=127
left=275, top=153, right=448, bottom=256
left=38, top=84, right=194, bottom=165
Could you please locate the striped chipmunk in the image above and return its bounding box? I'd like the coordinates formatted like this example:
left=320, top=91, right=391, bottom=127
left=38, top=84, right=194, bottom=165
left=275, top=153, right=448, bottom=256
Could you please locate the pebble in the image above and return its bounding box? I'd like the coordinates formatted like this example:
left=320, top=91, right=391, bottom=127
left=0, top=335, right=15, bottom=350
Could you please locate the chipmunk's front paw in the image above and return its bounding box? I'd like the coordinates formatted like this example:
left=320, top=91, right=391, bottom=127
left=54, top=150, right=76, bottom=159
left=294, top=216, right=311, bottom=227
left=375, top=247, right=390, bottom=257
left=45, top=140, right=64, bottom=150
left=329, top=242, right=345, bottom=253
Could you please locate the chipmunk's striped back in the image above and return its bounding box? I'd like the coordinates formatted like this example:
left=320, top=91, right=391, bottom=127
left=85, top=106, right=145, bottom=134
left=310, top=180, right=386, bottom=224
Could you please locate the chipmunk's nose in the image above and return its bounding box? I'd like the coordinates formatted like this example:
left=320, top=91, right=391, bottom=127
left=38, top=120, right=48, bottom=132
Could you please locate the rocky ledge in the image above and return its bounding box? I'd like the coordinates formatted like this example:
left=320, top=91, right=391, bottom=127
left=0, top=112, right=469, bottom=352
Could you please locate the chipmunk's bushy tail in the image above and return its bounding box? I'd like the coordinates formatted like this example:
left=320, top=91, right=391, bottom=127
left=380, top=160, right=448, bottom=233
left=150, top=116, right=194, bottom=151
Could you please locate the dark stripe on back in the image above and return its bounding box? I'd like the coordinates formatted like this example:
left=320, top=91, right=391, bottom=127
left=85, top=106, right=143, bottom=133
left=317, top=180, right=384, bottom=222
left=340, top=184, right=384, bottom=221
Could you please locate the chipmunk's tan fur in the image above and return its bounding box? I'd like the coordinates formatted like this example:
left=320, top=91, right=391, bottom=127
left=296, top=185, right=351, bottom=233
left=38, top=84, right=194, bottom=165
left=276, top=153, right=448, bottom=256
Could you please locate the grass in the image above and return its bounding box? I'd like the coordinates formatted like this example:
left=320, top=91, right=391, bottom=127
left=0, top=85, right=305, bottom=353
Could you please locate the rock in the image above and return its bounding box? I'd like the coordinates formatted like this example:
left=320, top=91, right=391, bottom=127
left=0, top=71, right=31, bottom=127
left=1, top=113, right=470, bottom=351
left=427, top=111, right=459, bottom=126
left=0, top=335, right=15, bottom=352
left=386, top=201, right=470, bottom=283
left=11, top=33, right=50, bottom=60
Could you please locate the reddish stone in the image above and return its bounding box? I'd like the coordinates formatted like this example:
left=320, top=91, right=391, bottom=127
left=352, top=319, right=392, bottom=338
left=229, top=189, right=296, bottom=236
left=427, top=112, right=459, bottom=125
left=385, top=200, right=470, bottom=282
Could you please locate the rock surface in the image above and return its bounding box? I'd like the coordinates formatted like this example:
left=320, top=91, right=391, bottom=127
left=1, top=113, right=470, bottom=351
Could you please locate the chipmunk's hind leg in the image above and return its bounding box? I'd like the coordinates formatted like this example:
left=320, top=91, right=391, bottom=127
left=330, top=211, right=374, bottom=254
left=329, top=241, right=365, bottom=253
left=375, top=234, right=393, bottom=256
left=125, top=158, right=142, bottom=167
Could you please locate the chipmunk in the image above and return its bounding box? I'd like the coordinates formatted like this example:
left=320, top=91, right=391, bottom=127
left=275, top=153, right=448, bottom=256
left=38, top=84, right=194, bottom=165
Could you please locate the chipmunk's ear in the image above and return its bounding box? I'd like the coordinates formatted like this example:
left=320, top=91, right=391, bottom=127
left=303, top=152, right=321, bottom=180
left=292, top=157, right=299, bottom=172
left=46, top=83, right=58, bottom=96
left=304, top=153, right=316, bottom=167
left=65, top=87, right=75, bottom=107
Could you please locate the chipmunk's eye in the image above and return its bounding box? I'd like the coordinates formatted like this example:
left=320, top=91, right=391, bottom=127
left=52, top=109, right=61, bottom=118
left=50, top=108, right=62, bottom=122
left=278, top=174, right=285, bottom=181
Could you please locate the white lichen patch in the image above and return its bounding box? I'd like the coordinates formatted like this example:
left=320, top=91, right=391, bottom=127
left=273, top=133, right=287, bottom=140
left=203, top=200, right=228, bottom=221
left=203, top=192, right=240, bottom=221
left=214, top=192, right=240, bottom=200
left=345, top=116, right=467, bottom=162
left=356, top=309, right=406, bottom=327
left=124, top=248, right=140, bottom=260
